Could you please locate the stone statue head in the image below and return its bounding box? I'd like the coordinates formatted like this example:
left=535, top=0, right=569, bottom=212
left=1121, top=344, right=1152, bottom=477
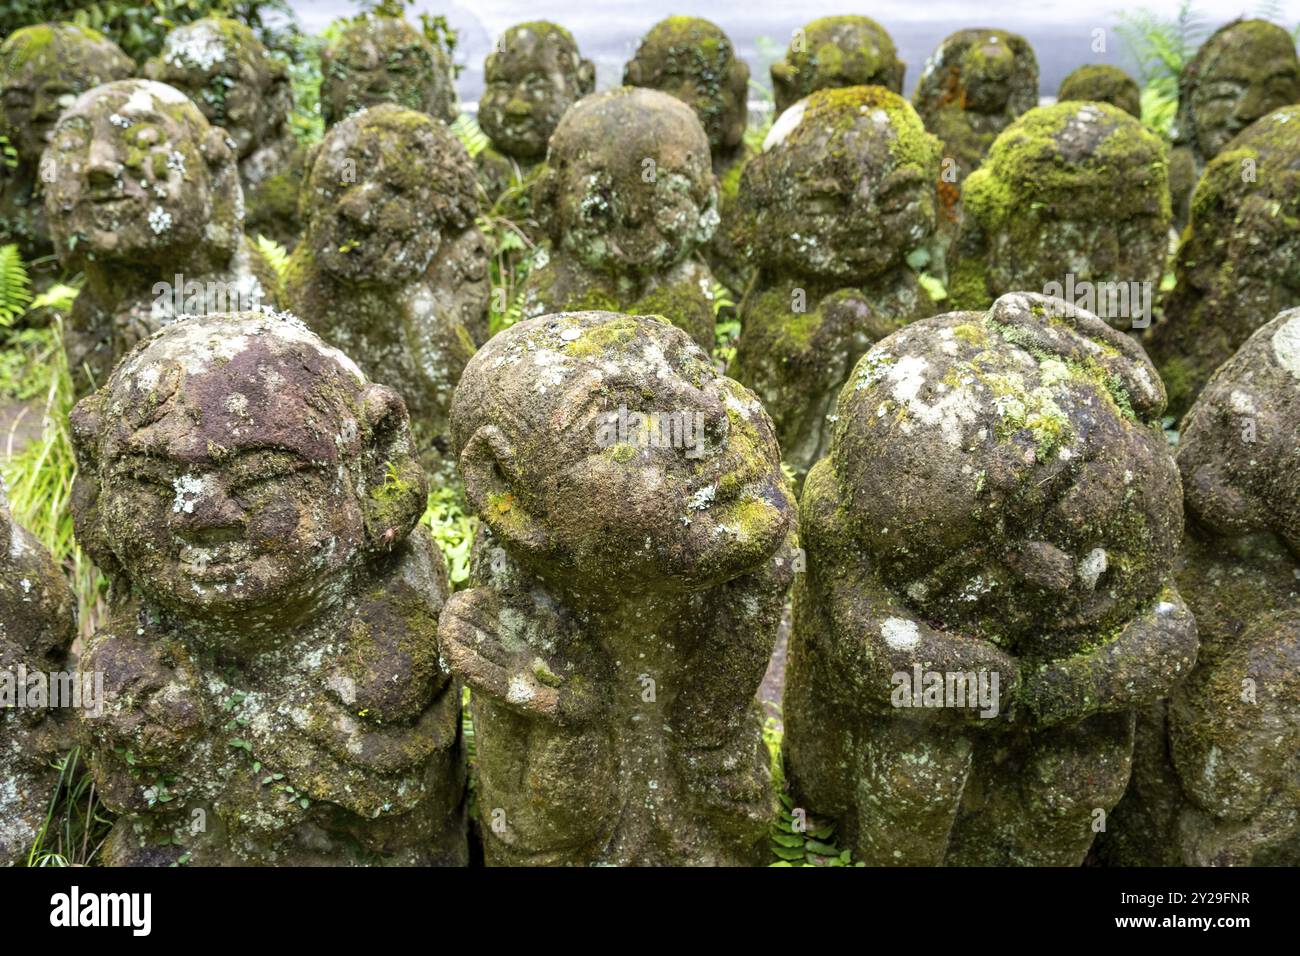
left=1178, top=307, right=1300, bottom=557
left=734, top=85, right=940, bottom=283
left=532, top=87, right=718, bottom=275
left=963, top=102, right=1171, bottom=306
left=1176, top=18, right=1300, bottom=161
left=916, top=28, right=1038, bottom=117
left=43, top=79, right=242, bottom=269
left=451, top=311, right=794, bottom=595
left=0, top=22, right=133, bottom=165
left=144, top=17, right=290, bottom=160
left=70, top=311, right=427, bottom=624
left=480, top=21, right=593, bottom=161
left=834, top=292, right=1180, bottom=644
left=320, top=15, right=457, bottom=128
left=771, top=16, right=904, bottom=114
left=623, top=16, right=749, bottom=159
left=1057, top=64, right=1141, bottom=118
left=299, top=102, right=479, bottom=287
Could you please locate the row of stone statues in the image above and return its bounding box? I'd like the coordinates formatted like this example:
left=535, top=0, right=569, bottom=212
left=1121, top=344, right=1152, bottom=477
left=1, top=10, right=1298, bottom=866
left=3, top=293, right=1296, bottom=865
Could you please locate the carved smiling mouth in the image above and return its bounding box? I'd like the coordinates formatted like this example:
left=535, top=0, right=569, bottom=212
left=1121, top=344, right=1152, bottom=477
left=177, top=543, right=253, bottom=582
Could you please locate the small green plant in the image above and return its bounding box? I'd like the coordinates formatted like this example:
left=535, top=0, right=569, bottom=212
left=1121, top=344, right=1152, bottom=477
left=450, top=113, right=490, bottom=159
left=423, top=485, right=477, bottom=587
left=763, top=715, right=861, bottom=866
left=1117, top=2, right=1207, bottom=137
left=255, top=234, right=290, bottom=282
left=26, top=748, right=113, bottom=867
left=0, top=243, right=33, bottom=327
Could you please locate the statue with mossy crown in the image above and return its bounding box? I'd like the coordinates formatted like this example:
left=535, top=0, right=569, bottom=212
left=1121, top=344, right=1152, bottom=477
left=440, top=311, right=797, bottom=865
left=71, top=311, right=467, bottom=866
left=476, top=21, right=594, bottom=204
left=320, top=14, right=458, bottom=130
left=771, top=16, right=904, bottom=115
left=518, top=88, right=722, bottom=351
left=1147, top=106, right=1300, bottom=420
left=1168, top=19, right=1300, bottom=228
left=1, top=479, right=77, bottom=867
left=144, top=17, right=303, bottom=248
left=283, top=103, right=489, bottom=483
left=43, top=79, right=279, bottom=397
left=0, top=23, right=132, bottom=269
left=785, top=292, right=1198, bottom=866
left=951, top=101, right=1171, bottom=324
left=912, top=28, right=1038, bottom=184
left=1102, top=307, right=1300, bottom=867
left=728, top=85, right=942, bottom=487
left=1057, top=64, right=1141, bottom=117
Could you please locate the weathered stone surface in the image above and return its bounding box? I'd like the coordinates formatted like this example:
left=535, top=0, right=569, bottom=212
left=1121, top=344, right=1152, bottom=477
left=476, top=21, right=593, bottom=201
left=441, top=310, right=796, bottom=865
left=1057, top=64, right=1141, bottom=118
left=320, top=15, right=457, bottom=129
left=954, top=101, right=1171, bottom=325
left=784, top=292, right=1197, bottom=865
left=913, top=28, right=1037, bottom=184
left=771, top=16, right=904, bottom=115
left=70, top=311, right=466, bottom=866
left=0, top=23, right=132, bottom=263
left=44, top=79, right=279, bottom=396
left=145, top=17, right=303, bottom=247
left=284, top=103, right=488, bottom=482
left=1148, top=106, right=1300, bottom=421
left=519, top=88, right=721, bottom=351
left=729, top=86, right=942, bottom=485
left=1169, top=19, right=1300, bottom=227
left=1105, top=307, right=1300, bottom=866
left=0, top=481, right=77, bottom=866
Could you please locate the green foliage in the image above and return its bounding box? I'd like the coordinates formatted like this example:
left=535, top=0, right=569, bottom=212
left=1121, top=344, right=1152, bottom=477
left=0, top=1, right=300, bottom=64
left=25, top=748, right=113, bottom=867
left=450, top=113, right=490, bottom=159
left=423, top=485, right=477, bottom=587
left=348, top=0, right=462, bottom=77
left=275, top=29, right=325, bottom=146
left=255, top=233, right=290, bottom=282
left=0, top=135, right=17, bottom=169
left=1117, top=2, right=1207, bottom=137
left=479, top=212, right=536, bottom=337
left=711, top=281, right=740, bottom=369
left=763, top=717, right=862, bottom=867
left=0, top=243, right=32, bottom=327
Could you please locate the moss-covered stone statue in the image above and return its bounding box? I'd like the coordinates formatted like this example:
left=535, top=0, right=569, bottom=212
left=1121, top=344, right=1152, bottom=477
left=729, top=86, right=942, bottom=485
left=283, top=103, right=489, bottom=482
left=144, top=18, right=303, bottom=247
left=1057, top=64, right=1141, bottom=118
left=1101, top=308, right=1300, bottom=866
left=518, top=88, right=721, bottom=351
left=623, top=17, right=752, bottom=294
left=476, top=21, right=594, bottom=202
left=952, top=102, right=1171, bottom=323
left=0, top=23, right=132, bottom=266
left=771, top=15, right=904, bottom=115
left=1147, top=106, right=1300, bottom=420
left=320, top=15, right=458, bottom=129
left=784, top=292, right=1198, bottom=865
left=912, top=28, right=1038, bottom=184
left=1168, top=19, right=1300, bottom=228
left=43, top=79, right=278, bottom=397
left=1, top=481, right=77, bottom=866
left=441, top=311, right=796, bottom=865
left=70, top=312, right=467, bottom=866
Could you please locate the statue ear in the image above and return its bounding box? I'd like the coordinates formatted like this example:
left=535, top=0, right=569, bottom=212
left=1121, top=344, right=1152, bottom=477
left=68, top=393, right=123, bottom=582
left=459, top=424, right=550, bottom=554
left=359, top=384, right=428, bottom=553
left=531, top=161, right=560, bottom=237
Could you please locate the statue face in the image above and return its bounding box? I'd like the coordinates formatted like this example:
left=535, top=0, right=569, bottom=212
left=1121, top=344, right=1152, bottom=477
left=480, top=27, right=591, bottom=159
left=0, top=26, right=133, bottom=162
left=457, top=314, right=794, bottom=592
left=147, top=21, right=287, bottom=158
left=90, top=321, right=370, bottom=617
left=960, top=40, right=1018, bottom=113
left=544, top=92, right=717, bottom=273
left=986, top=214, right=1169, bottom=291
left=305, top=110, right=454, bottom=285
left=45, top=82, right=219, bottom=262
left=755, top=125, right=934, bottom=279
left=322, top=20, right=450, bottom=126
left=1192, top=31, right=1300, bottom=158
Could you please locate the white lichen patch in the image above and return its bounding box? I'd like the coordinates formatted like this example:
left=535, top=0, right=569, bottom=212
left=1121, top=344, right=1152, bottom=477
left=1272, top=312, right=1300, bottom=379
left=172, top=473, right=212, bottom=514
left=881, top=616, right=921, bottom=651
left=1078, top=547, right=1108, bottom=590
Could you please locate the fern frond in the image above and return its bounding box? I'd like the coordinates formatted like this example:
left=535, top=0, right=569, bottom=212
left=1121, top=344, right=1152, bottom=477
left=0, top=243, right=33, bottom=328
left=255, top=235, right=291, bottom=283
left=450, top=113, right=491, bottom=159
